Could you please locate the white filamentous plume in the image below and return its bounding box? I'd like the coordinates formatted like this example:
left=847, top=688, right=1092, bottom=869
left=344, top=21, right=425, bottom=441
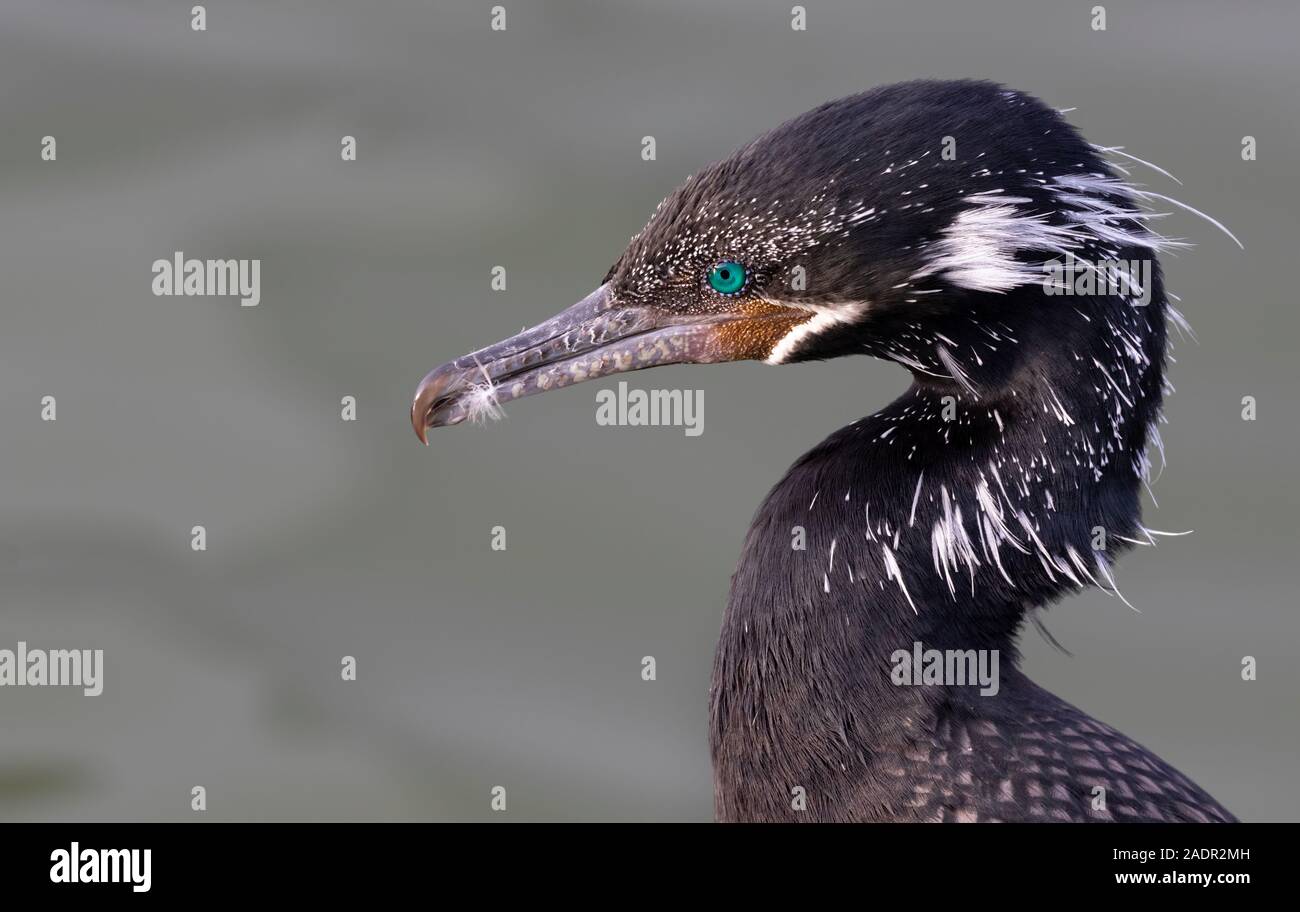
left=911, top=192, right=1080, bottom=292
left=1091, top=144, right=1183, bottom=185
left=913, top=168, right=1241, bottom=301
left=882, top=544, right=919, bottom=614
left=465, top=357, right=505, bottom=423
left=464, top=383, right=505, bottom=423
left=936, top=343, right=979, bottom=397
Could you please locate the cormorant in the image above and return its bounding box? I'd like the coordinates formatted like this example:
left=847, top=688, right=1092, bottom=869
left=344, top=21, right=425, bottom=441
left=411, top=80, right=1236, bottom=822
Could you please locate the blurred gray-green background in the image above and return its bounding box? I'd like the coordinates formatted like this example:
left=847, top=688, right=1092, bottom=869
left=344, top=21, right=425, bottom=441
left=2, top=1, right=1296, bottom=821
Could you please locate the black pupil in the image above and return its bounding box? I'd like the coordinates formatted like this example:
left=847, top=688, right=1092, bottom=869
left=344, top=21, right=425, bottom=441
left=720, top=269, right=730, bottom=279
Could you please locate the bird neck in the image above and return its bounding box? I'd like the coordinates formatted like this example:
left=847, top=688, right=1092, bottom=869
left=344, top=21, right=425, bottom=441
left=710, top=287, right=1168, bottom=789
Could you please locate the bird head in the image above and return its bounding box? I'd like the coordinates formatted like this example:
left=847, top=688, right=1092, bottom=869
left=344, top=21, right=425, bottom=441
left=412, top=79, right=1176, bottom=440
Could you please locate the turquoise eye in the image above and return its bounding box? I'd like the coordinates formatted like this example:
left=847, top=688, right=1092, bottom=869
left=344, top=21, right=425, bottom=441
left=708, top=261, right=747, bottom=295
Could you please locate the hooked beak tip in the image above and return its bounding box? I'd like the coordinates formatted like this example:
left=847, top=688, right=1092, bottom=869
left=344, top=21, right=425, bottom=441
left=411, top=364, right=466, bottom=444
left=411, top=398, right=430, bottom=444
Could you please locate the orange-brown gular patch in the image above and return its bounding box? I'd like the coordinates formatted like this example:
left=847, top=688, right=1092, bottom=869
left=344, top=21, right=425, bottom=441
left=709, top=299, right=811, bottom=361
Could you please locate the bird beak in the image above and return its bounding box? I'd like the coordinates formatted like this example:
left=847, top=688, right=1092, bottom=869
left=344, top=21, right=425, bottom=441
left=411, top=283, right=803, bottom=442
